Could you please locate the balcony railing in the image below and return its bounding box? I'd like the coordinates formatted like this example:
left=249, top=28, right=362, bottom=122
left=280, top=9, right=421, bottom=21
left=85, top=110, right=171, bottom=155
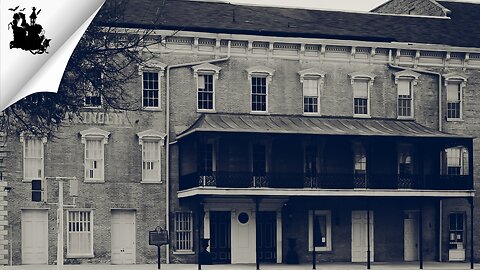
left=179, top=171, right=473, bottom=191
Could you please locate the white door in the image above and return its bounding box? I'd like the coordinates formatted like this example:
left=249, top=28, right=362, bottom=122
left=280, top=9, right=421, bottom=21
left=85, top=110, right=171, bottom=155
left=404, top=212, right=419, bottom=261
left=351, top=210, right=374, bottom=262
left=22, top=209, right=48, bottom=264
left=231, top=209, right=256, bottom=263
left=111, top=210, right=136, bottom=264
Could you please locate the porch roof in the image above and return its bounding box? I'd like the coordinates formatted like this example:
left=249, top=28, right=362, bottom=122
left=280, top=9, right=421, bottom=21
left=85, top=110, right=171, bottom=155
left=176, top=114, right=472, bottom=140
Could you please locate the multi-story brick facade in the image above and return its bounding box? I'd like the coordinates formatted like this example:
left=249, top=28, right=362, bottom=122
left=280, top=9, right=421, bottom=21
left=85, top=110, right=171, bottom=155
left=2, top=0, right=479, bottom=267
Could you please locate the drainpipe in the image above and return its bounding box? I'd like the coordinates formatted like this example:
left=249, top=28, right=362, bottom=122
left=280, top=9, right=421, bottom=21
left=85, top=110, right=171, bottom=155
left=387, top=49, right=443, bottom=131
left=164, top=41, right=231, bottom=263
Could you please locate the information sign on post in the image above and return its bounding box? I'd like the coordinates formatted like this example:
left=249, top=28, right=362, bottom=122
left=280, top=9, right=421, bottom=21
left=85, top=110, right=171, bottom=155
left=149, top=227, right=169, bottom=269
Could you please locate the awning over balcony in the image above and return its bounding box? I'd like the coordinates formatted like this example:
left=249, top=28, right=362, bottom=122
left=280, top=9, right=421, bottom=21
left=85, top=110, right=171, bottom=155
left=176, top=114, right=472, bottom=140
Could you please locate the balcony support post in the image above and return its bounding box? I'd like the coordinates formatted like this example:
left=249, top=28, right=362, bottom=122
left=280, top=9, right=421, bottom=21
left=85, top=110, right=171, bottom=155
left=419, top=198, right=424, bottom=269
left=367, top=200, right=371, bottom=270
left=197, top=201, right=204, bottom=270
left=255, top=197, right=260, bottom=270
left=469, top=197, right=474, bottom=269
left=312, top=209, right=316, bottom=270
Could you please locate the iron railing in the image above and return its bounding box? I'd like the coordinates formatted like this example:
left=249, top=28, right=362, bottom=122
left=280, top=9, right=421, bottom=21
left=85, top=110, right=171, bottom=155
left=179, top=171, right=473, bottom=191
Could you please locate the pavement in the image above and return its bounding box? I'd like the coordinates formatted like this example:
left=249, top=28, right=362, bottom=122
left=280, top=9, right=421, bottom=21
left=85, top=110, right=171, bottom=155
left=2, top=262, right=479, bottom=270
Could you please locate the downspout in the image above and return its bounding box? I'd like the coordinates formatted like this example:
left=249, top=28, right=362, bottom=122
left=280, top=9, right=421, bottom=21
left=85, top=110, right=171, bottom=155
left=164, top=41, right=231, bottom=263
left=387, top=49, right=443, bottom=131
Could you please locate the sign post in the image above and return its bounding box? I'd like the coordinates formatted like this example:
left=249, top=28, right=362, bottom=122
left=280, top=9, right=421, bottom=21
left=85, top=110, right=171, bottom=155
left=149, top=227, right=169, bottom=270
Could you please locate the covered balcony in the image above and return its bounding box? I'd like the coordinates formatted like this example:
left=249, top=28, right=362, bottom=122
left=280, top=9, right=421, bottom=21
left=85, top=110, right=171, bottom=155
left=176, top=114, right=474, bottom=198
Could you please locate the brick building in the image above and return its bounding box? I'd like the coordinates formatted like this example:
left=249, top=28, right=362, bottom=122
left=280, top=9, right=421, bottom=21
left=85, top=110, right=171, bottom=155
left=2, top=0, right=480, bottom=267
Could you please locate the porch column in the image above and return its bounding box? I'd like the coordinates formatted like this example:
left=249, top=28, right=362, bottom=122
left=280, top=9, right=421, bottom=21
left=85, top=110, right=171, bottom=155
left=204, top=210, right=210, bottom=252
left=276, top=209, right=282, bottom=264
left=197, top=203, right=204, bottom=270
left=312, top=209, right=316, bottom=270
left=419, top=199, right=423, bottom=269
left=469, top=197, right=474, bottom=269
left=367, top=202, right=371, bottom=270
left=256, top=198, right=260, bottom=270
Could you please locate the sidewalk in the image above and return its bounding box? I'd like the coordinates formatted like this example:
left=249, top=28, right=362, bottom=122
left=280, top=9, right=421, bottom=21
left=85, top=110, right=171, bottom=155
left=2, top=262, right=478, bottom=270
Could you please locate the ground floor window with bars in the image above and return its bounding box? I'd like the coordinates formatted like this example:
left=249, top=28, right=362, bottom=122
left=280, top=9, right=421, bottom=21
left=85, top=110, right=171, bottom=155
left=67, top=210, right=93, bottom=257
left=175, top=212, right=193, bottom=252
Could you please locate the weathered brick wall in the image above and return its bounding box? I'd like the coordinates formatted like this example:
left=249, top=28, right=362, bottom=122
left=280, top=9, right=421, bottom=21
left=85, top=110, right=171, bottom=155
left=372, top=0, right=447, bottom=16
left=4, top=68, right=168, bottom=265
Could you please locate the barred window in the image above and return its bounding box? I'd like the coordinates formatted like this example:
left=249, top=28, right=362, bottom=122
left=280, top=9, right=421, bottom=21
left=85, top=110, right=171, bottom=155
left=198, top=74, right=214, bottom=110
left=251, top=77, right=267, bottom=112
left=175, top=212, right=193, bottom=251
left=67, top=211, right=93, bottom=257
left=398, top=79, right=413, bottom=117
left=23, top=138, right=44, bottom=180
left=447, top=81, right=461, bottom=119
left=353, top=79, right=369, bottom=115
left=143, top=72, right=160, bottom=108
left=303, top=79, right=319, bottom=113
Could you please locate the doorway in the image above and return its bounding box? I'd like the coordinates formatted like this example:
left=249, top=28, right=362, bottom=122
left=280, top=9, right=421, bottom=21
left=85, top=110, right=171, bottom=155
left=351, top=210, right=374, bottom=262
left=210, top=211, right=231, bottom=264
left=111, top=210, right=136, bottom=264
left=257, top=211, right=277, bottom=263
left=404, top=211, right=419, bottom=261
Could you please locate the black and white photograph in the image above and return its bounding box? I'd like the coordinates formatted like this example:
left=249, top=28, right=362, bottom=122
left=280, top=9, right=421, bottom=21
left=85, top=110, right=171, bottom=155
left=0, top=0, right=479, bottom=269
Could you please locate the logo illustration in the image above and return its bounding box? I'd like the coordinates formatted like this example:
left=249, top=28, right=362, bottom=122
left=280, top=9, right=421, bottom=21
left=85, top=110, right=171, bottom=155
left=8, top=6, right=51, bottom=54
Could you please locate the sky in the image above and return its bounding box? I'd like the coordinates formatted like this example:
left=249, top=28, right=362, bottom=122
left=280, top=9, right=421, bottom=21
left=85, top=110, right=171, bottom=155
left=225, top=0, right=480, bottom=11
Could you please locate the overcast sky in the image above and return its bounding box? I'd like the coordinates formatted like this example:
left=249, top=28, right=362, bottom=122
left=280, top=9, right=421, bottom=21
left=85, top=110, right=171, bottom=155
left=226, top=0, right=480, bottom=11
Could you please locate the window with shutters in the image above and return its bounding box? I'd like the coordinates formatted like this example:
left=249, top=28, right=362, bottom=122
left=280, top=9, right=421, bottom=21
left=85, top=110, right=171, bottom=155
left=308, top=210, right=332, bottom=251
left=21, top=136, right=45, bottom=181
left=137, top=129, right=166, bottom=183
left=67, top=210, right=94, bottom=257
left=80, top=128, right=110, bottom=182
left=175, top=212, right=193, bottom=252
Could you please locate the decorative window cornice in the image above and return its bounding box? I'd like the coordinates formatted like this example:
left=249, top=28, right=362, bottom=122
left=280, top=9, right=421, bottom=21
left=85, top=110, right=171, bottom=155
left=80, top=128, right=110, bottom=144
left=443, top=73, right=467, bottom=86
left=136, top=129, right=167, bottom=146
left=192, top=63, right=222, bottom=79
left=246, top=66, right=275, bottom=82
left=298, top=68, right=326, bottom=83
left=394, top=70, right=420, bottom=85
left=138, top=60, right=166, bottom=76
left=19, top=132, right=47, bottom=143
left=348, top=71, right=375, bottom=86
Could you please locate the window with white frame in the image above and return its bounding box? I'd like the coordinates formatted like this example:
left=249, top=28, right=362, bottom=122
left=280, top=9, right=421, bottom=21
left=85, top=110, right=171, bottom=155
left=246, top=66, right=274, bottom=113
left=193, top=63, right=221, bottom=111
left=303, top=79, right=319, bottom=113
left=142, top=71, right=160, bottom=108
left=197, top=74, right=214, bottom=110
left=449, top=212, right=465, bottom=251
left=299, top=68, right=325, bottom=115
left=349, top=72, right=374, bottom=117
left=80, top=128, right=110, bottom=182
left=84, top=91, right=102, bottom=108
left=395, top=70, right=419, bottom=118
left=445, top=147, right=469, bottom=175
left=22, top=137, right=45, bottom=181
left=446, top=81, right=462, bottom=120
left=308, top=210, right=332, bottom=252
left=67, top=210, right=93, bottom=257
left=175, top=212, right=193, bottom=251
left=354, top=144, right=367, bottom=185
left=137, top=129, right=166, bottom=183
left=444, top=73, right=467, bottom=121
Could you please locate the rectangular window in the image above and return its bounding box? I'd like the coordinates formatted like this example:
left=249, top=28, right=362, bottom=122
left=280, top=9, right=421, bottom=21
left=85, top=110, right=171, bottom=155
left=309, top=210, right=332, bottom=251
left=449, top=212, right=464, bottom=250
left=143, top=71, right=160, bottom=108
left=197, top=74, right=214, bottom=110
left=398, top=80, right=413, bottom=117
left=354, top=146, right=367, bottom=186
left=175, top=212, right=193, bottom=251
left=446, top=147, right=469, bottom=175
left=23, top=138, right=44, bottom=180
left=303, top=79, right=319, bottom=113
left=252, top=144, right=266, bottom=176
left=353, top=80, right=369, bottom=115
left=85, top=91, right=102, bottom=108
left=198, top=143, right=214, bottom=175
left=67, top=211, right=93, bottom=257
left=251, top=77, right=267, bottom=112
left=142, top=140, right=161, bottom=182
left=85, top=138, right=104, bottom=181
left=447, top=82, right=461, bottom=119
